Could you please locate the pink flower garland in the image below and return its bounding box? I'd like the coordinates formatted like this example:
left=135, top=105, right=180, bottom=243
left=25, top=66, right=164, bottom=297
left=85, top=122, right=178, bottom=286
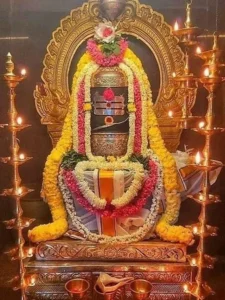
left=77, top=80, right=85, bottom=154
left=134, top=77, right=142, bottom=154
left=86, top=39, right=128, bottom=67
left=62, top=159, right=158, bottom=218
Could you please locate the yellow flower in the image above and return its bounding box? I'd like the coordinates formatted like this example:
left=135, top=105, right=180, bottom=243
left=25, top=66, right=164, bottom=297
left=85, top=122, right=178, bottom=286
left=107, top=156, right=116, bottom=162
left=127, top=103, right=136, bottom=113
left=83, top=103, right=92, bottom=111
left=125, top=49, right=193, bottom=245
left=29, top=53, right=92, bottom=243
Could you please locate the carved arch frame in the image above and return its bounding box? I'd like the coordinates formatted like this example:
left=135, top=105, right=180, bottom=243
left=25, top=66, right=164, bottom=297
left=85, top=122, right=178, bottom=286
left=34, top=0, right=196, bottom=151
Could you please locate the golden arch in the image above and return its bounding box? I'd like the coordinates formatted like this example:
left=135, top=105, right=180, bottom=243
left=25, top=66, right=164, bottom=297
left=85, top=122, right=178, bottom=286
left=34, top=0, right=197, bottom=151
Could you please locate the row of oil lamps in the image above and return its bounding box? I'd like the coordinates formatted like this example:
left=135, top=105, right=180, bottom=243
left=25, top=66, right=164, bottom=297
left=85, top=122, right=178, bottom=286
left=0, top=53, right=37, bottom=299
left=167, top=1, right=224, bottom=300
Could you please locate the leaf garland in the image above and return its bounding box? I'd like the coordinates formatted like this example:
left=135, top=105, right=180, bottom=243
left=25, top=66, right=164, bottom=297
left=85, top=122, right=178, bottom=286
left=100, top=40, right=122, bottom=57
left=129, top=154, right=150, bottom=171
left=61, top=150, right=87, bottom=171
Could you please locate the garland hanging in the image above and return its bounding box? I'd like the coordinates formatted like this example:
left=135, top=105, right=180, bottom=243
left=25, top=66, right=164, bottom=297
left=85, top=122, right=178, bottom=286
left=29, top=24, right=193, bottom=244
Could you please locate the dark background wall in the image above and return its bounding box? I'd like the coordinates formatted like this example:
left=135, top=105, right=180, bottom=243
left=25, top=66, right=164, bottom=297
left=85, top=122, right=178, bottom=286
left=0, top=0, right=225, bottom=261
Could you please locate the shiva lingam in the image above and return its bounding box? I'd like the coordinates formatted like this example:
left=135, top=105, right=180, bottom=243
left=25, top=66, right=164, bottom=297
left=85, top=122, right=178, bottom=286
left=129, top=279, right=153, bottom=300
left=94, top=273, right=134, bottom=300
left=172, top=0, right=204, bottom=129
left=0, top=53, right=35, bottom=299
left=183, top=33, right=225, bottom=300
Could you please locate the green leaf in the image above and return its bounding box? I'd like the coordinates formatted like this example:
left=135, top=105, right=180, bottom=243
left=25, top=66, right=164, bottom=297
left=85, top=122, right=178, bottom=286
left=61, top=150, right=87, bottom=170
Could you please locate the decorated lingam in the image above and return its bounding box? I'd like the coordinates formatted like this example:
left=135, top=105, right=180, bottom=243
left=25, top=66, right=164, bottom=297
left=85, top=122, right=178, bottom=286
left=28, top=19, right=193, bottom=246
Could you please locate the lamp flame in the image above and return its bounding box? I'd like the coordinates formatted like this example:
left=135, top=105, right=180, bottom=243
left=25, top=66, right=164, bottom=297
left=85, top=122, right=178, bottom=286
left=204, top=68, right=210, bottom=77
left=29, top=276, right=36, bottom=287
left=172, top=72, right=176, bottom=78
left=174, top=21, right=179, bottom=31
left=195, top=151, right=202, bottom=165
left=19, top=153, right=25, bottom=160
left=17, top=187, right=23, bottom=195
left=193, top=227, right=198, bottom=234
left=183, top=284, right=189, bottom=293
left=199, top=121, right=205, bottom=129
left=27, top=248, right=34, bottom=258
left=21, top=69, right=26, bottom=76
left=192, top=258, right=197, bottom=266
left=17, top=117, right=23, bottom=125
left=196, top=46, right=202, bottom=54
left=168, top=110, right=173, bottom=118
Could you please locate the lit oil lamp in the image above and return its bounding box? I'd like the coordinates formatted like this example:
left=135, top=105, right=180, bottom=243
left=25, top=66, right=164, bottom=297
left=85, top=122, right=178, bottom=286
left=21, top=69, right=27, bottom=76
left=195, top=151, right=202, bottom=165
left=17, top=117, right=23, bottom=125
left=29, top=276, right=36, bottom=287
left=168, top=110, right=173, bottom=118
left=204, top=68, right=210, bottom=77
left=191, top=258, right=197, bottom=266
left=174, top=21, right=179, bottom=31
left=193, top=226, right=198, bottom=234
left=198, top=121, right=205, bottom=129
left=19, top=153, right=25, bottom=160
left=17, top=187, right=23, bottom=196
left=183, top=284, right=189, bottom=293
left=27, top=248, right=34, bottom=258
left=196, top=46, right=202, bottom=54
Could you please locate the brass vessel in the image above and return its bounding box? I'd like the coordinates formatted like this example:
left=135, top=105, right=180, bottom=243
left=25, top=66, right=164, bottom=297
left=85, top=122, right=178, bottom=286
left=65, top=279, right=90, bottom=300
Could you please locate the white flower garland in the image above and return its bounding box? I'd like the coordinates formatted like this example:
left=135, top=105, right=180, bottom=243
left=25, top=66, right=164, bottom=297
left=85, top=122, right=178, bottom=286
left=84, top=62, right=104, bottom=162
left=118, top=63, right=135, bottom=162
left=74, top=161, right=145, bottom=209
left=59, top=151, right=163, bottom=244
left=72, top=62, right=94, bottom=152
left=124, top=58, right=149, bottom=156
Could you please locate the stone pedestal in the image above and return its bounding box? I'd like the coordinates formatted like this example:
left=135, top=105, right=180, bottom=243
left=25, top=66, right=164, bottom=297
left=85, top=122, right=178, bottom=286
left=25, top=239, right=192, bottom=299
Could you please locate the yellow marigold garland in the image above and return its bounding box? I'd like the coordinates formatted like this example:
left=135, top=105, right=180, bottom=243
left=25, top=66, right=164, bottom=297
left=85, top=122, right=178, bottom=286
left=124, top=49, right=193, bottom=244
left=29, top=47, right=193, bottom=244
left=28, top=53, right=92, bottom=242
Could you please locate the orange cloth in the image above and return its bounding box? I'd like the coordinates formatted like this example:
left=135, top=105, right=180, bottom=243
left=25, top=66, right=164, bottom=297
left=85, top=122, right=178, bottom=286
left=99, top=170, right=115, bottom=236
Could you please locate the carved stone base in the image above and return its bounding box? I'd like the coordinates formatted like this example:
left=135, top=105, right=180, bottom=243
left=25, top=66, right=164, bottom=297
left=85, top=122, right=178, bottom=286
left=35, top=239, right=187, bottom=262
left=25, top=260, right=192, bottom=299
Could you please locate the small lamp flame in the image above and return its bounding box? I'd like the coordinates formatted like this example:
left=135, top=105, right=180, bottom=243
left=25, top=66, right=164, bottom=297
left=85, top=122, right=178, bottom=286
left=199, top=121, right=205, bottom=129
left=168, top=110, right=173, bottom=118
left=27, top=248, right=34, bottom=258
left=172, top=72, right=176, bottom=78
left=193, top=226, right=198, bottom=234
left=191, top=258, right=197, bottom=266
left=204, top=68, right=210, bottom=77
left=183, top=284, right=189, bottom=293
left=196, top=46, right=202, bottom=54
left=17, top=117, right=23, bottom=125
left=21, top=69, right=27, bottom=76
left=19, top=153, right=25, bottom=160
left=195, top=151, right=202, bottom=165
left=29, top=276, right=36, bottom=287
left=174, top=21, right=179, bottom=31
left=17, top=187, right=23, bottom=195
left=199, top=194, right=204, bottom=201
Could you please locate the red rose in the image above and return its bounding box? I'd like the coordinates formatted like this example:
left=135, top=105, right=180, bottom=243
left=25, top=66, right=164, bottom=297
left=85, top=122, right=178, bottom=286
left=103, top=27, right=113, bottom=38
left=103, top=88, right=115, bottom=101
